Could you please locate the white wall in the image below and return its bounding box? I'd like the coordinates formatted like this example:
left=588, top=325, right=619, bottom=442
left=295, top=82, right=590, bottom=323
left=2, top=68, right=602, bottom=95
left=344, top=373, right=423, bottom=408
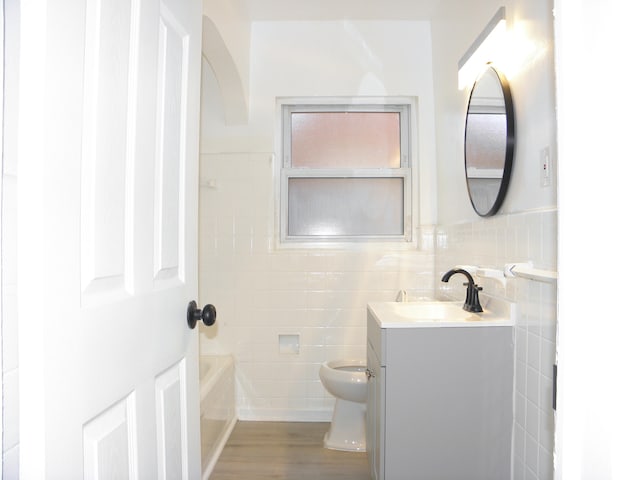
left=430, top=1, right=557, bottom=479
left=202, top=0, right=251, bottom=111
left=199, top=20, right=439, bottom=420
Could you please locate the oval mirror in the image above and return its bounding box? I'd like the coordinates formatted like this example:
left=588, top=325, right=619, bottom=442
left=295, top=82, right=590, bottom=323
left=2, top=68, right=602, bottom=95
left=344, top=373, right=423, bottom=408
left=464, top=66, right=515, bottom=216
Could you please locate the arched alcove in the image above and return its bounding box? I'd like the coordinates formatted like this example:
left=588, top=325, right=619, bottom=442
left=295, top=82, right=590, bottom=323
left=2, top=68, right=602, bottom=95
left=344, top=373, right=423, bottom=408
left=201, top=15, right=248, bottom=125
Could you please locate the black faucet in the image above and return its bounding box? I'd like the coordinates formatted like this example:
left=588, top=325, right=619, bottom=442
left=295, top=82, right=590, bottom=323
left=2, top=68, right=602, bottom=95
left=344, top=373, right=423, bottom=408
left=441, top=268, right=483, bottom=313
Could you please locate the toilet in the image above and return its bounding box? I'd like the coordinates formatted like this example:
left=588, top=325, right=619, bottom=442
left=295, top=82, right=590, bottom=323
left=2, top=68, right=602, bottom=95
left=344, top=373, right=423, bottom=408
left=319, top=359, right=367, bottom=452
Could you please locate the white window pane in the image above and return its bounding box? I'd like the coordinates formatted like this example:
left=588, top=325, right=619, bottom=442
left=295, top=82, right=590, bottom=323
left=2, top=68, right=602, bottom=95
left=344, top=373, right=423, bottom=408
left=465, top=113, right=506, bottom=170
left=291, top=112, right=401, bottom=168
left=288, top=178, right=404, bottom=237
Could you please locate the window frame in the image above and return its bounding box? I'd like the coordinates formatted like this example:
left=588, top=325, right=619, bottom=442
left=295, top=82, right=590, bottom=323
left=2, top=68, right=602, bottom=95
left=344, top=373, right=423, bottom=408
left=278, top=99, right=415, bottom=245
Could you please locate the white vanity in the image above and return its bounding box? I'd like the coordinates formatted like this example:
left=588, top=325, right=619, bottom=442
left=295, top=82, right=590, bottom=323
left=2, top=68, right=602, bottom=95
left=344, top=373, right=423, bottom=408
left=366, top=300, right=514, bottom=480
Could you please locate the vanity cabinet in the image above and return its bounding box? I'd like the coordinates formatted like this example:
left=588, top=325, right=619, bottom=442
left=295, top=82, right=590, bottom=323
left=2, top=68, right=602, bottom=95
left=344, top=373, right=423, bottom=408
left=366, top=307, right=513, bottom=480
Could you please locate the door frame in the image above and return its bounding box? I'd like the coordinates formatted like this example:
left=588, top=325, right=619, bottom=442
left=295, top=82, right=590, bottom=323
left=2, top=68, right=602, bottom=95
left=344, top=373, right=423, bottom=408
left=1, top=0, right=5, bottom=472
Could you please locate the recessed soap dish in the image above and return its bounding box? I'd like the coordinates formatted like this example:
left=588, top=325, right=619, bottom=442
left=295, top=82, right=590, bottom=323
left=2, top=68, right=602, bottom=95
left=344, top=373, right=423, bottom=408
left=279, top=334, right=300, bottom=354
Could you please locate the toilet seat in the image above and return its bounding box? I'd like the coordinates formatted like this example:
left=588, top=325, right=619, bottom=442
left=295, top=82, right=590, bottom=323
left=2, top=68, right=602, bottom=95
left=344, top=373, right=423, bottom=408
left=319, top=359, right=367, bottom=402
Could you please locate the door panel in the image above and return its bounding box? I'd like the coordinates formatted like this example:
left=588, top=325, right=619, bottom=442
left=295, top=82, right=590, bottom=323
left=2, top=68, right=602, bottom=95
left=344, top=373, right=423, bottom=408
left=154, top=6, right=190, bottom=284
left=155, top=360, right=188, bottom=479
left=83, top=394, right=138, bottom=480
left=17, top=0, right=202, bottom=477
left=81, top=0, right=137, bottom=302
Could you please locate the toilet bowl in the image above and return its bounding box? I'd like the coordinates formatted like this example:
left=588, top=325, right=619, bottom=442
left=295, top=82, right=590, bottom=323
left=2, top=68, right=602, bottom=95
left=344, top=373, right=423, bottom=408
left=319, top=359, right=367, bottom=452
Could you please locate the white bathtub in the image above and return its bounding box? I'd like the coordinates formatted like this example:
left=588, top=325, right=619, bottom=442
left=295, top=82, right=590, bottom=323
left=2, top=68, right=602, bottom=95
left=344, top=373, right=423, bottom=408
left=200, top=355, right=236, bottom=480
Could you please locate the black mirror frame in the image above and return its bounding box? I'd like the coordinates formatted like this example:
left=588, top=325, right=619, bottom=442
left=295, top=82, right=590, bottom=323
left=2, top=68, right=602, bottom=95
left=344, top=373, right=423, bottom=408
left=464, top=66, right=515, bottom=217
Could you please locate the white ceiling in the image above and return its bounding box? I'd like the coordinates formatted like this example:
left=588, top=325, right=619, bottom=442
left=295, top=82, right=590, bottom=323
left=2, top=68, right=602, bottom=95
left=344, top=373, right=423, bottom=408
left=241, top=0, right=443, bottom=21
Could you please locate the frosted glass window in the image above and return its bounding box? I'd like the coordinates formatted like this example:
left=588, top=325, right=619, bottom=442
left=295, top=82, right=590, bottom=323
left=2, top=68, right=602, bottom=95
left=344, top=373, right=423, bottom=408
left=288, top=178, right=404, bottom=237
left=280, top=102, right=412, bottom=242
left=291, top=112, right=401, bottom=168
left=465, top=113, right=506, bottom=172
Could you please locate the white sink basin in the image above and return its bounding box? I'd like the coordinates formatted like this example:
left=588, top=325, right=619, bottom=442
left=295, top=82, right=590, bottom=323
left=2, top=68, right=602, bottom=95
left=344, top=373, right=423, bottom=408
left=367, top=299, right=515, bottom=328
left=389, top=302, right=477, bottom=321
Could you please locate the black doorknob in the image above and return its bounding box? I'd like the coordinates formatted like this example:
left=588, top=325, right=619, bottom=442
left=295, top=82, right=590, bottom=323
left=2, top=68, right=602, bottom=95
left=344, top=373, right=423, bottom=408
left=187, top=300, right=217, bottom=329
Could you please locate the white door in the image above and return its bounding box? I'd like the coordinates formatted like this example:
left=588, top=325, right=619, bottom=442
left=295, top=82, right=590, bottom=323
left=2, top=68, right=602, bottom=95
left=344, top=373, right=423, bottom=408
left=16, top=0, right=203, bottom=478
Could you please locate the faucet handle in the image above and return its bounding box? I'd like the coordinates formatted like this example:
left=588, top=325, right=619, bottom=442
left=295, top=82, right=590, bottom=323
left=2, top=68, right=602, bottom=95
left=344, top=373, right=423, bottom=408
left=442, top=268, right=483, bottom=313
left=465, top=284, right=483, bottom=313
left=396, top=290, right=408, bottom=302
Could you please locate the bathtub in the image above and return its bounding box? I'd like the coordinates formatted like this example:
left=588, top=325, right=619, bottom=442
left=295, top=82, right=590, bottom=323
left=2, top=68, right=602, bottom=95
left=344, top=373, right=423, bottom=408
left=200, top=355, right=236, bottom=480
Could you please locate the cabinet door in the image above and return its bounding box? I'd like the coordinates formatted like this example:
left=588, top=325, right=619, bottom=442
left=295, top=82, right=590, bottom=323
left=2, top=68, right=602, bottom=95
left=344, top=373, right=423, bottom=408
left=367, top=342, right=385, bottom=480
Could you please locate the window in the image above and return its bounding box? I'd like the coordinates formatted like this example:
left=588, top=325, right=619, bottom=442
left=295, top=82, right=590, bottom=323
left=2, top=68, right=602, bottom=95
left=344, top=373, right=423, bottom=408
left=280, top=102, right=412, bottom=242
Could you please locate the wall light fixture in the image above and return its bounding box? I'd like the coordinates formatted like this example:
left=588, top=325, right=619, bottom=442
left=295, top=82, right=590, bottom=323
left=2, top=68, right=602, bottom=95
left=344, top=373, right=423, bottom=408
left=458, top=7, right=507, bottom=90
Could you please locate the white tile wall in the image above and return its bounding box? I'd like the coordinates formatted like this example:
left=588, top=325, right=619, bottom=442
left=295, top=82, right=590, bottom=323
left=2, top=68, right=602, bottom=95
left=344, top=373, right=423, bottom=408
left=198, top=152, right=436, bottom=421
left=198, top=151, right=557, bottom=478
left=436, top=209, right=557, bottom=480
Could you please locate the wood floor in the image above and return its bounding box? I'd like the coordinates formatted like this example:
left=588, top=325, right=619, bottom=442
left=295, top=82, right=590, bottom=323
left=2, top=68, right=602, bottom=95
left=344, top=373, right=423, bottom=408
left=209, top=421, right=370, bottom=480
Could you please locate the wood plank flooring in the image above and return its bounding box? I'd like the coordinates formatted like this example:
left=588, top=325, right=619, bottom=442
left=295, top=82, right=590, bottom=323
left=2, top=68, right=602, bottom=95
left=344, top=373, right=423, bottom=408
left=209, top=421, right=370, bottom=480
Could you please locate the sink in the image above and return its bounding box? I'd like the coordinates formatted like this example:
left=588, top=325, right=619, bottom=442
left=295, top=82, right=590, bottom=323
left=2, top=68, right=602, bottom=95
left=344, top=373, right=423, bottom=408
left=388, top=302, right=477, bottom=321
left=367, top=299, right=515, bottom=328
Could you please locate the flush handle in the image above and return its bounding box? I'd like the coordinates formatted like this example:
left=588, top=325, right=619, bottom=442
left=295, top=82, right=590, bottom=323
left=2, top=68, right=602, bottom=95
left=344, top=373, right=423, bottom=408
left=187, top=300, right=217, bottom=329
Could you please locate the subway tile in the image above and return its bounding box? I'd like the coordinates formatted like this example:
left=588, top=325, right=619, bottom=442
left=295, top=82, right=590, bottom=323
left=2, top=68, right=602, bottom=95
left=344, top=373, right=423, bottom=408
left=298, top=345, right=327, bottom=363
left=306, top=397, right=333, bottom=411
left=258, top=271, right=310, bottom=291
left=525, top=466, right=538, bottom=480
left=324, top=326, right=365, bottom=346
left=252, top=290, right=307, bottom=309
left=269, top=252, right=311, bottom=272
left=526, top=400, right=540, bottom=439
left=305, top=363, right=326, bottom=381
left=212, top=235, right=235, bottom=254
left=235, top=253, right=272, bottom=273
left=539, top=406, right=555, bottom=454
left=516, top=327, right=527, bottom=363
left=541, top=210, right=558, bottom=270
left=527, top=329, right=542, bottom=369
left=538, top=446, right=554, bottom=480
left=526, top=365, right=541, bottom=407
left=305, top=272, right=327, bottom=290
left=299, top=327, right=326, bottom=347
left=232, top=235, right=254, bottom=255
left=527, top=212, right=544, bottom=263
left=539, top=283, right=557, bottom=341
left=540, top=338, right=555, bottom=379
left=306, top=290, right=360, bottom=309
left=320, top=308, right=366, bottom=327
left=516, top=360, right=527, bottom=397
left=513, top=416, right=526, bottom=460
left=525, top=431, right=540, bottom=477
left=513, top=454, right=526, bottom=480
left=306, top=379, right=327, bottom=398
left=324, top=344, right=366, bottom=361
left=515, top=392, right=527, bottom=430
